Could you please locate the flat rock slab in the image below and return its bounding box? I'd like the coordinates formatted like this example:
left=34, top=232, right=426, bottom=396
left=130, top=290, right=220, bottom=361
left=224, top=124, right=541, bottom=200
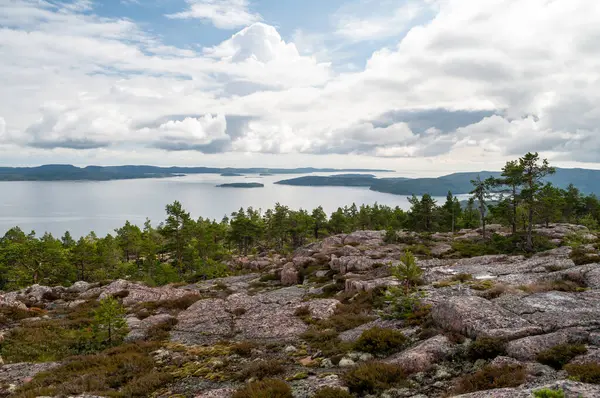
left=497, top=291, right=600, bottom=332
left=172, top=287, right=329, bottom=345
left=506, top=328, right=589, bottom=360
left=452, top=380, right=600, bottom=398
left=432, top=296, right=542, bottom=340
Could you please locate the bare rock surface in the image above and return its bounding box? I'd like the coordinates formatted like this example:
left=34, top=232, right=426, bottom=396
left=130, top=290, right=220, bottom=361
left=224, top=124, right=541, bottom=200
left=385, top=335, right=454, bottom=373
left=507, top=328, right=590, bottom=360
left=431, top=296, right=542, bottom=339
left=171, top=287, right=314, bottom=344
left=452, top=380, right=600, bottom=397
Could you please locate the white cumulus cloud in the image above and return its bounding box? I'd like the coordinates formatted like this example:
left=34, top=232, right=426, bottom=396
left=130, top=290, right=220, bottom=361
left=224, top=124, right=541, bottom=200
left=166, top=0, right=262, bottom=29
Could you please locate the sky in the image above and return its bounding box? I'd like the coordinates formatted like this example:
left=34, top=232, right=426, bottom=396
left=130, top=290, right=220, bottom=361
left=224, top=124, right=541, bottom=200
left=0, top=0, right=599, bottom=176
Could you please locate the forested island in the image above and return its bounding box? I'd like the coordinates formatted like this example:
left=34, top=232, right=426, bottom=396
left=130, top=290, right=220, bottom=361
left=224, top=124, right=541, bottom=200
left=277, top=168, right=600, bottom=196
left=1, top=152, right=600, bottom=398
left=0, top=165, right=393, bottom=181
left=217, top=183, right=265, bottom=188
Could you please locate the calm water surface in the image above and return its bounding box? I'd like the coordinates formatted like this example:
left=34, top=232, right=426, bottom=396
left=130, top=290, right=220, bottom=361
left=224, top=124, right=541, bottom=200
left=0, top=173, right=463, bottom=237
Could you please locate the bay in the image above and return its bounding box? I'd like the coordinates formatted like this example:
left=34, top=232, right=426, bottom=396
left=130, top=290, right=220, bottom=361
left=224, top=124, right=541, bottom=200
left=0, top=173, right=467, bottom=237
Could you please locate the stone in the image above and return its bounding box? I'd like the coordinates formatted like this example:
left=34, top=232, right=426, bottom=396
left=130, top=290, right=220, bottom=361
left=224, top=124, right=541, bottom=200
left=506, top=328, right=589, bottom=360
left=194, top=388, right=236, bottom=398
left=87, top=279, right=198, bottom=307
left=281, top=262, right=300, bottom=286
left=172, top=287, right=310, bottom=345
left=385, top=335, right=454, bottom=373
left=67, top=281, right=93, bottom=293
left=125, top=313, right=176, bottom=342
left=345, top=276, right=399, bottom=293
left=431, top=296, right=542, bottom=340
left=343, top=230, right=385, bottom=246
left=285, top=345, right=297, bottom=353
left=305, top=298, right=340, bottom=320
left=338, top=357, right=356, bottom=367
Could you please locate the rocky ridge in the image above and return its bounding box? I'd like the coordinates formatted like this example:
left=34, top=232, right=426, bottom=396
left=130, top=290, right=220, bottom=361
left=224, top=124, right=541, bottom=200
left=0, top=224, right=599, bottom=397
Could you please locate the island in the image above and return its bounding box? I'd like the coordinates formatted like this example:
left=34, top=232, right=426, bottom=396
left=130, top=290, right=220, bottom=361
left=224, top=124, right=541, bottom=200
left=0, top=165, right=394, bottom=182
left=216, top=183, right=265, bottom=188
left=259, top=173, right=274, bottom=176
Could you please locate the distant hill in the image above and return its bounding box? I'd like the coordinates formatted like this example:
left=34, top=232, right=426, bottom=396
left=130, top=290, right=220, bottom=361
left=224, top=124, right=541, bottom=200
left=0, top=165, right=393, bottom=181
left=277, top=168, right=600, bottom=196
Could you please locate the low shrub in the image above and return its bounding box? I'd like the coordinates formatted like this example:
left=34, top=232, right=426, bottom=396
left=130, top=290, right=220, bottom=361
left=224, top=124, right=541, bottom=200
left=232, top=341, right=256, bottom=357
left=300, top=328, right=349, bottom=356
left=13, top=342, right=166, bottom=397
left=571, top=246, right=600, bottom=266
left=294, top=305, right=311, bottom=318
left=343, top=361, right=406, bottom=394
left=452, top=273, right=473, bottom=283
left=145, top=317, right=178, bottom=341
left=452, top=364, right=526, bottom=394
left=467, top=337, right=507, bottom=360
left=0, top=306, right=41, bottom=326
left=476, top=283, right=508, bottom=299
left=237, top=359, right=286, bottom=381
left=536, top=344, right=588, bottom=370
left=232, top=379, right=292, bottom=398
left=353, top=327, right=407, bottom=356
left=259, top=273, right=278, bottom=282
left=312, top=387, right=353, bottom=398
left=533, top=388, right=565, bottom=398
left=564, top=362, right=600, bottom=383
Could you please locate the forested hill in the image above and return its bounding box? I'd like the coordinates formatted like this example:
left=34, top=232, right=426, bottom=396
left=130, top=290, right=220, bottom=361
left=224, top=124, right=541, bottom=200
left=276, top=168, right=600, bottom=196
left=0, top=165, right=393, bottom=181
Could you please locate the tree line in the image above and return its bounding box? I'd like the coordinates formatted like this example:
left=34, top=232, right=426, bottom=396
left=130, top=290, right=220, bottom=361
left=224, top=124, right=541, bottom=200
left=1, top=153, right=599, bottom=290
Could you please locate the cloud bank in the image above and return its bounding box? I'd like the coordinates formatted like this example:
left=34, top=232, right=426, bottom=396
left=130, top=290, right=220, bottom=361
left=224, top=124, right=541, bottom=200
left=1, top=0, right=599, bottom=171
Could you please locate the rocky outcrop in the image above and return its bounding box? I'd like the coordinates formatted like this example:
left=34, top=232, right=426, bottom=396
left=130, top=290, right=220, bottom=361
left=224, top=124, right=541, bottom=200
left=82, top=279, right=198, bottom=307
left=506, top=328, right=590, bottom=360
left=171, top=287, right=331, bottom=345
left=385, top=335, right=454, bottom=373
left=431, top=296, right=543, bottom=340
left=0, top=362, right=59, bottom=394
left=281, top=262, right=300, bottom=286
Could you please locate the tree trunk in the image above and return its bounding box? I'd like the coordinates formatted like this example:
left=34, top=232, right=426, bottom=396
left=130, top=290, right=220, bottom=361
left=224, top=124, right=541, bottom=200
left=526, top=207, right=534, bottom=251
left=512, top=185, right=517, bottom=235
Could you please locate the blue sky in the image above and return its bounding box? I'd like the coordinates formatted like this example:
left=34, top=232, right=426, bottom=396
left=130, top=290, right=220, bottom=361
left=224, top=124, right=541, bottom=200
left=0, top=0, right=599, bottom=174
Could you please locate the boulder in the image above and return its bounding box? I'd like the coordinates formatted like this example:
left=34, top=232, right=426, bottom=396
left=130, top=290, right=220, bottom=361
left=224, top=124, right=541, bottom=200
left=84, top=280, right=197, bottom=307
left=431, top=296, right=542, bottom=340
left=281, top=262, right=300, bottom=286
left=343, top=230, right=385, bottom=246
left=67, top=281, right=93, bottom=293
left=506, top=328, right=590, bottom=360
left=125, top=313, right=176, bottom=342
left=385, top=335, right=454, bottom=373
left=345, top=277, right=399, bottom=293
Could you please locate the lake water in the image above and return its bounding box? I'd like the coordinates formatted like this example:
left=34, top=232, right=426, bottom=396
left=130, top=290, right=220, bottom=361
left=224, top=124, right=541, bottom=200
left=0, top=173, right=463, bottom=237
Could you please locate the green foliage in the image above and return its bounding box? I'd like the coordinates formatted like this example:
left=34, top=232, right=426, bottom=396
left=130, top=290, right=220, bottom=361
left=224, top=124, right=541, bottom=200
left=564, top=362, right=600, bottom=383
left=13, top=342, right=168, bottom=398
left=93, top=296, right=128, bottom=345
left=343, top=361, right=406, bottom=394
left=467, top=337, right=507, bottom=360
left=237, top=360, right=286, bottom=381
left=537, top=344, right=588, bottom=370
left=452, top=364, right=526, bottom=394
left=391, top=250, right=423, bottom=293
left=533, top=388, right=566, bottom=398
left=312, top=387, right=353, bottom=398
left=232, top=379, right=293, bottom=398
left=0, top=301, right=107, bottom=363
left=353, top=327, right=407, bottom=356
